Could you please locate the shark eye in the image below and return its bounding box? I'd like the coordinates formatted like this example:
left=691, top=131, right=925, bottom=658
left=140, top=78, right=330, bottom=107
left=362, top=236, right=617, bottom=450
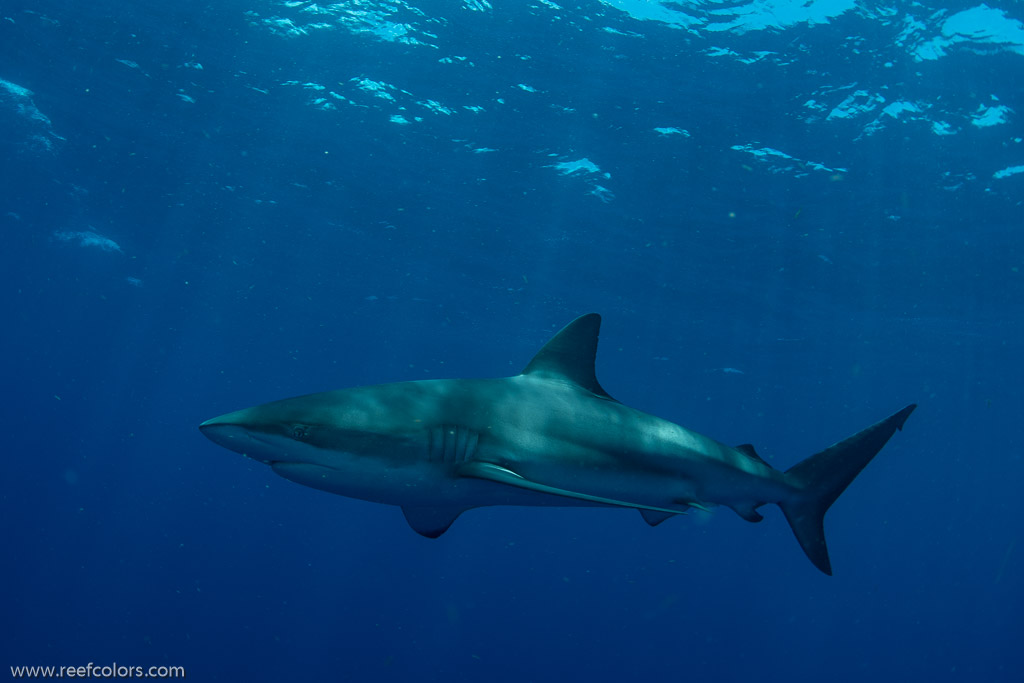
left=291, top=425, right=310, bottom=440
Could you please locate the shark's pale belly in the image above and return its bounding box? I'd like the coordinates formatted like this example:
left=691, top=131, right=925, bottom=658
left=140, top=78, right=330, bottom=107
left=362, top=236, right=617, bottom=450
left=270, top=460, right=608, bottom=509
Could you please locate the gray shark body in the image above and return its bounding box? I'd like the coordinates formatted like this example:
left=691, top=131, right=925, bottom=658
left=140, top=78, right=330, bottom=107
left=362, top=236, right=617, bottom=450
left=200, top=314, right=915, bottom=574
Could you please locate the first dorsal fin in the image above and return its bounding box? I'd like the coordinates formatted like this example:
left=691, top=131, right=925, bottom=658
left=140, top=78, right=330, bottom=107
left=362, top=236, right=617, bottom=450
left=521, top=313, right=615, bottom=400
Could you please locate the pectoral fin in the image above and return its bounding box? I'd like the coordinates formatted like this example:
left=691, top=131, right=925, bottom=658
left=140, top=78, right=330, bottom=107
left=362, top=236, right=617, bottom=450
left=458, top=461, right=683, bottom=516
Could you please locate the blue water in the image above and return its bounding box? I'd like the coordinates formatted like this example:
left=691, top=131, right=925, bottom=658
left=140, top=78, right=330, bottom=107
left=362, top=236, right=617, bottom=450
left=2, top=0, right=1022, bottom=680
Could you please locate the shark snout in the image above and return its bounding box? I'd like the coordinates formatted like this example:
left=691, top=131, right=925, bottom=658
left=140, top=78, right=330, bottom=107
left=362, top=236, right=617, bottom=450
left=199, top=408, right=277, bottom=454
left=199, top=409, right=312, bottom=465
left=199, top=414, right=254, bottom=452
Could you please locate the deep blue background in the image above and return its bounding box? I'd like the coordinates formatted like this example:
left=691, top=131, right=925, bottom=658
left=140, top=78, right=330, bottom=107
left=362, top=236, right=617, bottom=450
left=2, top=1, right=1021, bottom=681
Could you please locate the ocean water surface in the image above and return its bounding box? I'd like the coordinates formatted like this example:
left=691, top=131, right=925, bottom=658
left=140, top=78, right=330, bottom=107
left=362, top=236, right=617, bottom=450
left=2, top=1, right=1021, bottom=681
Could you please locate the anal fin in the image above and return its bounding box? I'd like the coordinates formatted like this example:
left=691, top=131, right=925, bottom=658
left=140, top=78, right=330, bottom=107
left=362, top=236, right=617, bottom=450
left=639, top=509, right=679, bottom=527
left=730, top=502, right=765, bottom=523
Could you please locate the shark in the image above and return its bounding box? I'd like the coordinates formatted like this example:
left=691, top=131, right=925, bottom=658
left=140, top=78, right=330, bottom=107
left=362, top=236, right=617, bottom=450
left=200, top=313, right=915, bottom=575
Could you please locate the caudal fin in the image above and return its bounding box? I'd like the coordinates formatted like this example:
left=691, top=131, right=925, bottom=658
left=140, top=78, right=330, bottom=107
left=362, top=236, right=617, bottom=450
left=779, top=404, right=916, bottom=575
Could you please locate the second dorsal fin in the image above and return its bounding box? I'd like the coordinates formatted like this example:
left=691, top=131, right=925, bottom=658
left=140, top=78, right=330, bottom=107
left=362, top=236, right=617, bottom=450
left=736, top=443, right=772, bottom=468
